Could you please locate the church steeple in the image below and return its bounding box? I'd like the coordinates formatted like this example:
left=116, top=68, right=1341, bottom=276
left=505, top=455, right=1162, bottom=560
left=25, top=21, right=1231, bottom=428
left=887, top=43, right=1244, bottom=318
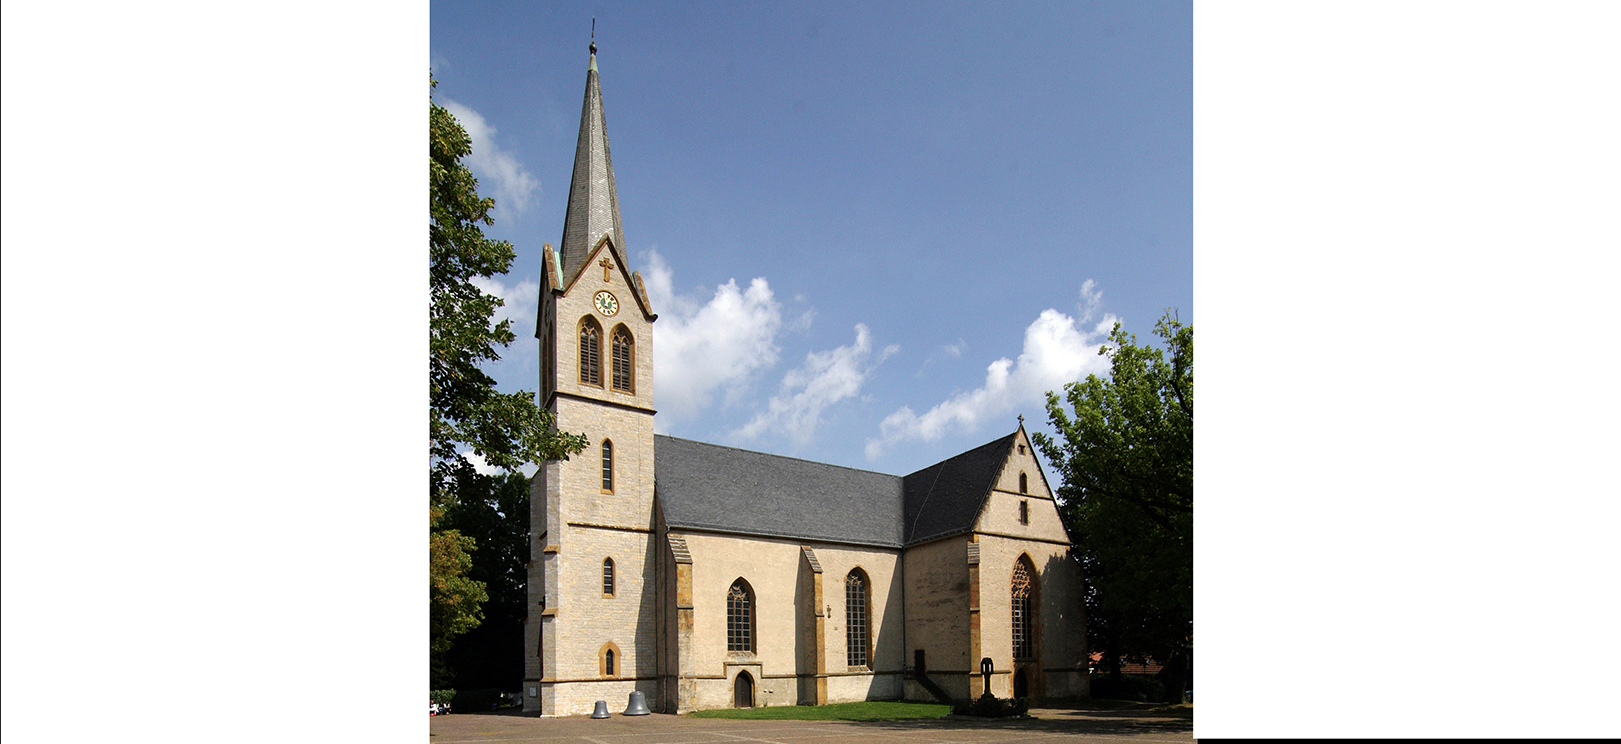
left=557, top=39, right=626, bottom=281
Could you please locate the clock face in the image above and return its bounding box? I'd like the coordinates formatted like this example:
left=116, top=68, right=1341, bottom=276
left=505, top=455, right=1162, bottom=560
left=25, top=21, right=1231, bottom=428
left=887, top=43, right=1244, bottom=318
left=594, top=290, right=620, bottom=316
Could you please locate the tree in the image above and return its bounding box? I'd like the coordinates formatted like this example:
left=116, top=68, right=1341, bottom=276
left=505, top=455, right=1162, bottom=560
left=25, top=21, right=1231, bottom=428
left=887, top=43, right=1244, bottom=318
left=430, top=505, right=488, bottom=674
left=430, top=76, right=586, bottom=496
left=436, top=471, right=531, bottom=690
left=429, top=76, right=586, bottom=668
left=1032, top=312, right=1191, bottom=702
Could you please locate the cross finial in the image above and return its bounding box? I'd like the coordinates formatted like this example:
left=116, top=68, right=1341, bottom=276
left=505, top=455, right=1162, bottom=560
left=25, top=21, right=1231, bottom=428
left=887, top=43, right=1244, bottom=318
left=599, top=255, right=614, bottom=282
left=1017, top=414, right=1024, bottom=426
left=590, top=18, right=597, bottom=55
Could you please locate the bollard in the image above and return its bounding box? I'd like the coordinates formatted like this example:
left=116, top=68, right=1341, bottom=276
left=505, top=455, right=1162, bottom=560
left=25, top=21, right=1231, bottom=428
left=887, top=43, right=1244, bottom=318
left=623, top=690, right=650, bottom=716
left=591, top=700, right=610, bottom=719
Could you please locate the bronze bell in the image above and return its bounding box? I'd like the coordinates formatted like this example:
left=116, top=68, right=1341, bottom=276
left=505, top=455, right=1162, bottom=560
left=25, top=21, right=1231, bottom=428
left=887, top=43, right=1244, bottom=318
left=623, top=690, right=651, bottom=716
left=591, top=700, right=610, bottom=719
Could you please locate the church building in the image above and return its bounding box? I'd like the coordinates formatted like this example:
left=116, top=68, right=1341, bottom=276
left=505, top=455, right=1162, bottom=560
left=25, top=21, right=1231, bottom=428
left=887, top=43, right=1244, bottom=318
left=523, top=43, right=1086, bottom=716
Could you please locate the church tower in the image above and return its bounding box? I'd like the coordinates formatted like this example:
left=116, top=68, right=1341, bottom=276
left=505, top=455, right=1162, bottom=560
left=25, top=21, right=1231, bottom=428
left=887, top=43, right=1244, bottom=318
left=524, top=40, right=660, bottom=716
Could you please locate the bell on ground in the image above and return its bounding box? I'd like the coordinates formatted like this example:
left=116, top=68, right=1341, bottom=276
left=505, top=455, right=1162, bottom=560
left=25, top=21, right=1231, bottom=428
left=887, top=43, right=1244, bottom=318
left=622, top=690, right=650, bottom=716
left=590, top=700, right=610, bottom=719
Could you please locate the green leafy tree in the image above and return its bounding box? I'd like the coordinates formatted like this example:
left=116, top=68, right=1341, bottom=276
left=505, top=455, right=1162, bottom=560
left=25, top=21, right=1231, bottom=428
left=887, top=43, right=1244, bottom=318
left=1032, top=312, right=1191, bottom=702
left=429, top=76, right=586, bottom=669
left=436, top=470, right=532, bottom=690
left=430, top=506, right=488, bottom=664
left=430, top=75, right=586, bottom=495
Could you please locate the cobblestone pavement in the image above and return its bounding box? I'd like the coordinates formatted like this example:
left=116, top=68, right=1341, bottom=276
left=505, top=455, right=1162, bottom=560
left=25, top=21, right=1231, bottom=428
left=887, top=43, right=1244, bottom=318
left=428, top=705, right=1193, bottom=744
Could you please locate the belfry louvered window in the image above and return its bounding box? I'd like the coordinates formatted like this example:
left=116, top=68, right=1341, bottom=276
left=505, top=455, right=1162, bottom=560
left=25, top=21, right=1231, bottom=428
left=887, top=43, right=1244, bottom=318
left=727, top=580, right=753, bottom=652
left=611, top=327, right=633, bottom=392
left=579, top=318, right=602, bottom=386
left=1012, top=560, right=1035, bottom=659
left=846, top=570, right=869, bottom=668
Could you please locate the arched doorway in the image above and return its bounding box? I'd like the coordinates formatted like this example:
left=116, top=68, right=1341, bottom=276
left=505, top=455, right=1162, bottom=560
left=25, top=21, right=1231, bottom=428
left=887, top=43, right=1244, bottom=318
left=1014, top=669, right=1029, bottom=698
left=734, top=670, right=755, bottom=708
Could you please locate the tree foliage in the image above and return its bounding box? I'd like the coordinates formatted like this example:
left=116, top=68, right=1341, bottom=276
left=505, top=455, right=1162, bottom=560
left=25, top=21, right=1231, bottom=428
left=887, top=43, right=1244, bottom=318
left=429, top=76, right=586, bottom=498
left=434, top=471, right=532, bottom=689
left=429, top=76, right=586, bottom=667
left=430, top=506, right=488, bottom=660
left=1032, top=312, right=1191, bottom=698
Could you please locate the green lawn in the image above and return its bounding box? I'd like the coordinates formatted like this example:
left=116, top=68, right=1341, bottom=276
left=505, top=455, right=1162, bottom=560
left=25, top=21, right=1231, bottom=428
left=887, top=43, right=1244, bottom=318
left=687, top=700, right=952, bottom=721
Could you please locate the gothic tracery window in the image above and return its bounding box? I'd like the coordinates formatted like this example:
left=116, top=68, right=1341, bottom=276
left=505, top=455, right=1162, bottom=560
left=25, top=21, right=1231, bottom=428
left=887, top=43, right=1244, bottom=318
left=1012, top=558, right=1035, bottom=660
left=611, top=326, right=634, bottom=392
left=579, top=317, right=602, bottom=386
left=727, top=579, right=753, bottom=653
left=846, top=569, right=870, bottom=668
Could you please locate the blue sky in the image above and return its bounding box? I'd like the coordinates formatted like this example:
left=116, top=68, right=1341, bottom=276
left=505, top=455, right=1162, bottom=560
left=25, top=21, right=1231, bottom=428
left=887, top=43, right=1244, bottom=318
left=431, top=1, right=1191, bottom=476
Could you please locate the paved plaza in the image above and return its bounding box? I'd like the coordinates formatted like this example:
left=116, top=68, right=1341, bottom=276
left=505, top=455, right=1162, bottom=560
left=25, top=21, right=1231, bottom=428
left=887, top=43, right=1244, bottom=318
left=428, top=705, right=1193, bottom=744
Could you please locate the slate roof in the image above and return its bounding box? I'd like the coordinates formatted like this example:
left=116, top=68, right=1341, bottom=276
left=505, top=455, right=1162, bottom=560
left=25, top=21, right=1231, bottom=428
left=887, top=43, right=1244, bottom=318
left=901, top=433, right=1017, bottom=545
left=655, top=435, right=904, bottom=548
left=654, top=432, right=1016, bottom=549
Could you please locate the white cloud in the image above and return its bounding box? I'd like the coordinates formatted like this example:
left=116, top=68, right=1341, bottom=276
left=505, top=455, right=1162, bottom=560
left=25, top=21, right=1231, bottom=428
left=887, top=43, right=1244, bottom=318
left=441, top=98, right=539, bottom=218
left=469, top=275, right=539, bottom=336
left=943, top=338, right=967, bottom=358
left=735, top=324, right=897, bottom=445
left=461, top=449, right=540, bottom=478
left=644, top=249, right=784, bottom=425
left=787, top=307, right=817, bottom=333
left=865, top=291, right=1118, bottom=460
left=1078, top=278, right=1103, bottom=323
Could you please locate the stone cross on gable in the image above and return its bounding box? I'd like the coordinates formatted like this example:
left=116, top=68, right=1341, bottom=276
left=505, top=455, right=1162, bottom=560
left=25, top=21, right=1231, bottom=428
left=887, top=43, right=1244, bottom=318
left=600, top=256, right=614, bottom=282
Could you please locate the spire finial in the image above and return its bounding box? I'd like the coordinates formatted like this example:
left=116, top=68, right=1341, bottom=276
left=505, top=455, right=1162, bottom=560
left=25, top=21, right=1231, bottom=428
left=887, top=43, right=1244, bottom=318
left=1017, top=414, right=1024, bottom=427
left=589, top=17, right=596, bottom=56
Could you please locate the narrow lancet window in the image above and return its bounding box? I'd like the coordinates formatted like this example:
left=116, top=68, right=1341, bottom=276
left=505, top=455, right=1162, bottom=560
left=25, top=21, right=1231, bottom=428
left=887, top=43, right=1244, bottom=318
left=611, top=327, right=634, bottom=392
left=579, top=317, right=602, bottom=386
left=603, top=557, right=615, bottom=596
left=846, top=570, right=869, bottom=668
left=727, top=579, right=753, bottom=652
left=601, top=439, right=614, bottom=492
left=1012, top=559, right=1035, bottom=659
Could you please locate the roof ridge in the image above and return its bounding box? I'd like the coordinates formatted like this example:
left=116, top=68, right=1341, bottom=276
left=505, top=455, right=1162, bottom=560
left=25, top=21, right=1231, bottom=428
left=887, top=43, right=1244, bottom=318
left=654, top=434, right=903, bottom=479
left=901, top=431, right=1017, bottom=479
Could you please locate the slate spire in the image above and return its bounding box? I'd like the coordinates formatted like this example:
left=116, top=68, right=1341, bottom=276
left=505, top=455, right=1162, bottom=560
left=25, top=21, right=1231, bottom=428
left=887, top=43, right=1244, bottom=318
left=557, top=39, right=626, bottom=280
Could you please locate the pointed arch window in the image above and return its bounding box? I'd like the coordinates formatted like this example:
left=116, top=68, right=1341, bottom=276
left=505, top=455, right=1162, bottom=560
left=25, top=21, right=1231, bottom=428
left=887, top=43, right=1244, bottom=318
left=1019, top=472, right=1028, bottom=494
left=579, top=317, right=602, bottom=387
left=600, top=439, right=614, bottom=492
left=611, top=326, right=634, bottom=392
left=598, top=641, right=621, bottom=678
left=727, top=579, right=754, bottom=653
left=602, top=557, right=615, bottom=597
left=846, top=569, right=870, bottom=669
left=1012, top=558, right=1036, bottom=660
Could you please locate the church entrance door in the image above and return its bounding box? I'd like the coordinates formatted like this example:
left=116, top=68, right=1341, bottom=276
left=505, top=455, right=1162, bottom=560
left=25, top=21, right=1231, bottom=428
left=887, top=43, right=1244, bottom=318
left=734, top=671, right=754, bottom=708
left=1014, top=669, right=1029, bottom=699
